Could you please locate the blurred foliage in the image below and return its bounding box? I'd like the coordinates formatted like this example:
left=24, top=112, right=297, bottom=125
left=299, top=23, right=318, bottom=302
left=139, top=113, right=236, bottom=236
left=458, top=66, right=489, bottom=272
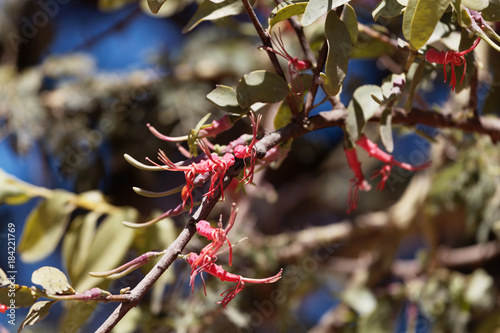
left=1, top=0, right=500, bottom=332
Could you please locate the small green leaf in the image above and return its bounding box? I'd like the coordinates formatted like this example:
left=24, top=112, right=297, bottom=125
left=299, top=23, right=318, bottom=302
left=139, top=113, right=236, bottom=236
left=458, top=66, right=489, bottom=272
left=206, top=85, right=249, bottom=114
left=0, top=170, right=31, bottom=205
left=236, top=70, right=289, bottom=108
left=147, top=0, right=168, bottom=13
left=302, top=0, right=352, bottom=26
left=269, top=1, right=308, bottom=31
left=183, top=0, right=249, bottom=33
left=462, top=0, right=488, bottom=11
left=58, top=301, right=99, bottom=333
left=274, top=100, right=294, bottom=130
left=372, top=0, right=405, bottom=20
left=62, top=212, right=100, bottom=285
left=380, top=108, right=394, bottom=153
left=32, top=266, right=75, bottom=295
left=18, top=301, right=56, bottom=333
left=342, top=4, right=359, bottom=46
left=345, top=85, right=383, bottom=140
left=18, top=190, right=75, bottom=263
left=403, top=0, right=451, bottom=50
left=0, top=285, right=39, bottom=308
left=75, top=208, right=137, bottom=292
left=321, top=11, right=352, bottom=96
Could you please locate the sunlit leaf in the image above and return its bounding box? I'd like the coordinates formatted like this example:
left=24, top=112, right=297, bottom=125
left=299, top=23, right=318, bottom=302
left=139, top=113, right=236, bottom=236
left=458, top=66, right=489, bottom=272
left=0, top=285, right=39, bottom=308
left=268, top=1, right=308, bottom=31
left=321, top=11, right=351, bottom=96
left=206, top=85, right=249, bottom=115
left=58, top=301, right=98, bottom=333
left=345, top=85, right=383, bottom=140
left=462, top=0, right=488, bottom=11
left=0, top=269, right=8, bottom=287
left=74, top=208, right=137, bottom=292
left=403, top=0, right=451, bottom=50
left=183, top=0, right=249, bottom=33
left=18, top=190, right=75, bottom=263
left=236, top=70, right=289, bottom=108
left=147, top=0, right=168, bottom=13
left=18, top=301, right=56, bottom=332
left=373, top=0, right=405, bottom=20
left=274, top=100, right=294, bottom=130
left=0, top=170, right=31, bottom=205
left=465, top=269, right=494, bottom=309
left=32, top=266, right=75, bottom=295
left=342, top=4, right=359, bottom=45
left=62, top=212, right=100, bottom=285
left=302, top=0, right=352, bottom=26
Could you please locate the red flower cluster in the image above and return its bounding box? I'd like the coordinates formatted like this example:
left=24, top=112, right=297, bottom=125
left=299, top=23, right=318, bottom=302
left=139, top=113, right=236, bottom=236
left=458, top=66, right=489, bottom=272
left=345, top=135, right=430, bottom=212
left=184, top=204, right=282, bottom=307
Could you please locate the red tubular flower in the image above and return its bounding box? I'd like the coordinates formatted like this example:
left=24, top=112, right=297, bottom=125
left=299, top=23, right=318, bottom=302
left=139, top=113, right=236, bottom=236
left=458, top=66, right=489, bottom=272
left=355, top=135, right=431, bottom=191
left=233, top=112, right=261, bottom=184
left=425, top=37, right=480, bottom=91
left=344, top=147, right=371, bottom=213
left=186, top=253, right=283, bottom=308
left=260, top=29, right=311, bottom=97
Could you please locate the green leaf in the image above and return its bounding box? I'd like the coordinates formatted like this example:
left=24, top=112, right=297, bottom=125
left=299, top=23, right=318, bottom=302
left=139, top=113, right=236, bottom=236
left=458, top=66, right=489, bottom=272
left=74, top=208, right=137, bottom=292
left=351, top=29, right=396, bottom=59
left=236, top=70, right=289, bottom=108
left=403, top=0, right=451, bottom=50
left=58, top=301, right=98, bottom=333
left=18, top=301, right=56, bottom=333
left=268, top=1, right=308, bottom=31
left=372, top=0, right=405, bottom=20
left=0, top=170, right=31, bottom=205
left=18, top=190, right=75, bottom=263
left=147, top=0, right=168, bottom=13
left=342, top=4, right=359, bottom=46
left=183, top=0, right=249, bottom=33
left=465, top=269, right=494, bottom=309
left=404, top=60, right=425, bottom=112
left=483, top=0, right=500, bottom=22
left=32, top=266, right=75, bottom=295
left=274, top=100, right=294, bottom=130
left=62, top=212, right=100, bottom=285
left=321, top=11, right=352, bottom=97
left=345, top=85, right=383, bottom=140
left=206, top=85, right=249, bottom=115
left=0, top=284, right=39, bottom=308
left=379, top=108, right=393, bottom=153
left=462, top=0, right=488, bottom=11
left=98, top=0, right=134, bottom=10
left=302, top=0, right=352, bottom=26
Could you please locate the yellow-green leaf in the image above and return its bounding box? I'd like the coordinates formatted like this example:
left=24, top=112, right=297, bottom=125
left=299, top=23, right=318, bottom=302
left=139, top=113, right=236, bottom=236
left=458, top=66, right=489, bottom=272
left=18, top=301, right=56, bottom=333
left=58, top=301, right=99, bottom=333
left=0, top=268, right=9, bottom=286
left=345, top=85, right=383, bottom=140
left=0, top=284, right=39, bottom=308
left=268, top=1, right=308, bottom=31
left=403, top=0, right=451, bottom=50
left=379, top=108, right=393, bottom=153
left=62, top=212, right=101, bottom=284
left=98, top=0, right=134, bottom=11
left=18, top=190, right=75, bottom=263
left=32, top=266, right=75, bottom=295
left=321, top=11, right=352, bottom=97
left=373, top=0, right=405, bottom=20
left=183, top=0, right=249, bottom=33
left=206, top=85, right=249, bottom=115
left=302, top=0, right=352, bottom=26
left=404, top=60, right=425, bottom=112
left=342, top=4, right=359, bottom=46
left=236, top=70, right=289, bottom=109
left=462, top=0, right=488, bottom=11
left=74, top=208, right=137, bottom=291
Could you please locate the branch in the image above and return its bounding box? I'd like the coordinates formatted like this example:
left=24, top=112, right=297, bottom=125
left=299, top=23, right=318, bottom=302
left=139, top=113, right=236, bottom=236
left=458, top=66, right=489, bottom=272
left=96, top=161, right=243, bottom=333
